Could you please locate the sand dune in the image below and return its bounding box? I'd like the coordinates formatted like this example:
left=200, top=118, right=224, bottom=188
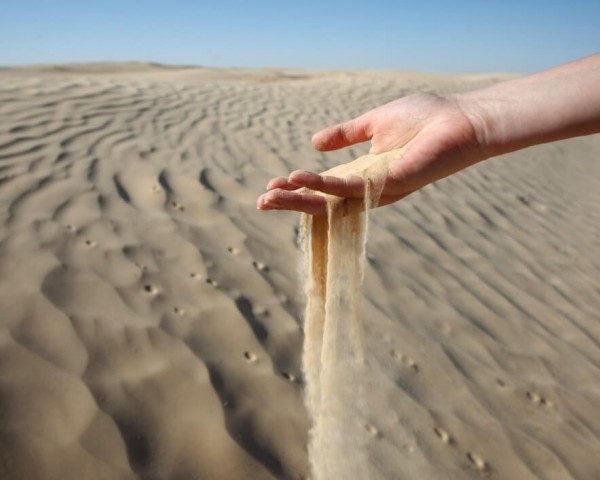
left=0, top=63, right=598, bottom=479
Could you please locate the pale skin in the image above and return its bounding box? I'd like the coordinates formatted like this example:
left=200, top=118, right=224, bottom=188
left=257, top=54, right=600, bottom=215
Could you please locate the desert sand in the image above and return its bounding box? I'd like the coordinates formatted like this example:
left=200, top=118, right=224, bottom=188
left=0, top=63, right=599, bottom=480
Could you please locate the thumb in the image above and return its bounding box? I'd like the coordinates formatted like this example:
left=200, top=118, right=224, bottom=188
left=311, top=114, right=372, bottom=151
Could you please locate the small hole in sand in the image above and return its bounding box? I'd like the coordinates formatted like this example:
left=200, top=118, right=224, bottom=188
left=244, top=351, right=257, bottom=362
left=281, top=371, right=295, bottom=382
left=228, top=246, right=240, bottom=255
left=84, top=239, right=97, bottom=247
left=144, top=284, right=158, bottom=295
left=205, top=278, right=218, bottom=287
left=173, top=307, right=185, bottom=315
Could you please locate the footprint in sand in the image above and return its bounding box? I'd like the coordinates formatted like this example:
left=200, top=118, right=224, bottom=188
left=517, top=194, right=547, bottom=212
left=433, top=427, right=452, bottom=444
left=526, top=391, right=553, bottom=407
left=390, top=349, right=419, bottom=373
left=252, top=260, right=269, bottom=272
left=280, top=371, right=296, bottom=382
left=171, top=200, right=185, bottom=211
left=365, top=423, right=382, bottom=439
left=466, top=452, right=489, bottom=472
left=243, top=351, right=257, bottom=362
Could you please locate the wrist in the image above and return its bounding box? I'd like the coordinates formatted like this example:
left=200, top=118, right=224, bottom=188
left=451, top=91, right=508, bottom=160
left=452, top=54, right=600, bottom=160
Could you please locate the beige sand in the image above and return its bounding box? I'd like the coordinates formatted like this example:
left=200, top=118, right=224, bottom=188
left=0, top=63, right=599, bottom=480
left=302, top=154, right=387, bottom=480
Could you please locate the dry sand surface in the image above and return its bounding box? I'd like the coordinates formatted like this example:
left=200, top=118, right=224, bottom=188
left=0, top=63, right=599, bottom=480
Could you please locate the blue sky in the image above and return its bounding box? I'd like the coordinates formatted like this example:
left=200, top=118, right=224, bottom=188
left=1, top=0, right=598, bottom=73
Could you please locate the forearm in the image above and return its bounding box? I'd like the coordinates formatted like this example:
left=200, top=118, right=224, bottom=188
left=457, top=53, right=600, bottom=159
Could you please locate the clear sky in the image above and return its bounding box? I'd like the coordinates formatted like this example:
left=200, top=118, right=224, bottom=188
left=1, top=0, right=598, bottom=73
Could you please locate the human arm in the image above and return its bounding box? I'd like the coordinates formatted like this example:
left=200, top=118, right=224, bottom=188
left=256, top=54, right=600, bottom=215
left=462, top=53, right=600, bottom=157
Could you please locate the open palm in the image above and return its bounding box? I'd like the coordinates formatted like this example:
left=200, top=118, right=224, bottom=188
left=257, top=93, right=485, bottom=215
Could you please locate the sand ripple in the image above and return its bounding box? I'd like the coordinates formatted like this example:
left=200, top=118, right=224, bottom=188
left=0, top=64, right=599, bottom=479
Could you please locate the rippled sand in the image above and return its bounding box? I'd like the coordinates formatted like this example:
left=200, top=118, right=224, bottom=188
left=0, top=63, right=599, bottom=480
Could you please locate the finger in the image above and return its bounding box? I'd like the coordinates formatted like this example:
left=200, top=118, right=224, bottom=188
left=311, top=114, right=372, bottom=151
left=288, top=170, right=365, bottom=198
left=266, top=176, right=299, bottom=191
left=257, top=189, right=327, bottom=215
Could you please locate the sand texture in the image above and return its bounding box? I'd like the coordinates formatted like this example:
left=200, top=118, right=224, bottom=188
left=0, top=63, right=599, bottom=480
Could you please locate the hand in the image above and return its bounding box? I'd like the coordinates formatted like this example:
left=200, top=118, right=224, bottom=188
left=257, top=92, right=486, bottom=215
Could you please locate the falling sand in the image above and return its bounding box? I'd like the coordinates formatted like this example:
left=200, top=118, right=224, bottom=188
left=301, top=151, right=393, bottom=480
